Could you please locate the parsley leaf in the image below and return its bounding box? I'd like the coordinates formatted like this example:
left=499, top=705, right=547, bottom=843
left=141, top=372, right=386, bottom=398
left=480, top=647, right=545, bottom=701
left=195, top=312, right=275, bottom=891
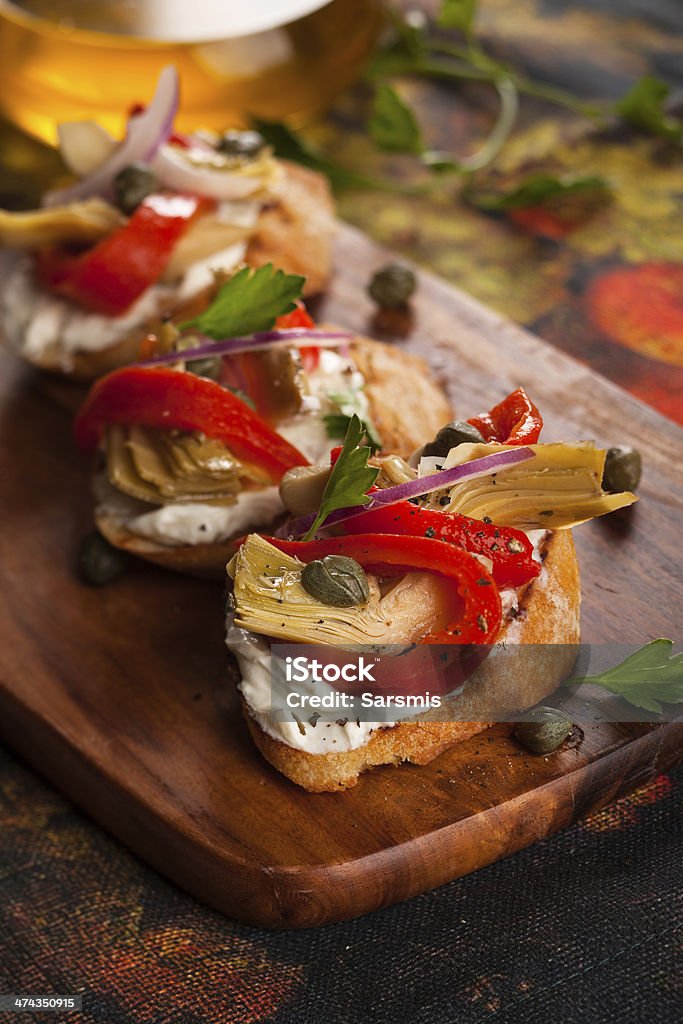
left=181, top=264, right=304, bottom=340
left=467, top=173, right=609, bottom=211
left=369, top=83, right=425, bottom=155
left=304, top=415, right=379, bottom=541
left=437, top=0, right=477, bottom=35
left=616, top=75, right=683, bottom=142
left=564, top=639, right=683, bottom=713
left=251, top=117, right=389, bottom=192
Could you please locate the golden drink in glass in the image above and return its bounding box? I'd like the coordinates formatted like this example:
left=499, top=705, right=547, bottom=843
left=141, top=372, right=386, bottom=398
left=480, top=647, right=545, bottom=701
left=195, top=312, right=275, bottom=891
left=0, top=0, right=382, bottom=142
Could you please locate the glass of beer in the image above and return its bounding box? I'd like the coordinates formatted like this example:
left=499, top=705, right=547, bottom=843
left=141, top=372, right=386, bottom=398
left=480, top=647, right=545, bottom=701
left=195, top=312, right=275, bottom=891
left=0, top=0, right=383, bottom=142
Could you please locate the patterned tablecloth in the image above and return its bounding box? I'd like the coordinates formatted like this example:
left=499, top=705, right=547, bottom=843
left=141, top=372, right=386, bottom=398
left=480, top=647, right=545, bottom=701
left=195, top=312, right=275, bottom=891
left=1, top=1, right=681, bottom=1022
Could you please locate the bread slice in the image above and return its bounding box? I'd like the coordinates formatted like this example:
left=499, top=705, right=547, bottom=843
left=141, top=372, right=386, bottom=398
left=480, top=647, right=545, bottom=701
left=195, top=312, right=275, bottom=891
left=240, top=528, right=581, bottom=792
left=95, top=336, right=453, bottom=575
left=5, top=161, right=335, bottom=381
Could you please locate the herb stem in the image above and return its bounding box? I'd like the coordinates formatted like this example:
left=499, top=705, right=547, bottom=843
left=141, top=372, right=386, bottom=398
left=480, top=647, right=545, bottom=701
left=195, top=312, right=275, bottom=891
left=460, top=76, right=519, bottom=172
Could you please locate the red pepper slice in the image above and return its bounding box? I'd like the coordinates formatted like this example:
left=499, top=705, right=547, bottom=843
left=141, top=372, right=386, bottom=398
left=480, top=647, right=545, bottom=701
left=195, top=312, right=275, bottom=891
left=342, top=502, right=540, bottom=589
left=262, top=534, right=502, bottom=644
left=277, top=300, right=319, bottom=372
left=35, top=193, right=212, bottom=317
left=74, top=366, right=309, bottom=482
left=275, top=302, right=315, bottom=330
left=467, top=387, right=542, bottom=445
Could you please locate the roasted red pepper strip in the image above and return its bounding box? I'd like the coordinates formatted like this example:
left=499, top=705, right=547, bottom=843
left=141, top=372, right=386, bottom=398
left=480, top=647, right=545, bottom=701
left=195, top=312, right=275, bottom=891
left=262, top=534, right=502, bottom=644
left=342, top=502, right=540, bottom=589
left=467, top=387, right=542, bottom=445
left=74, top=366, right=309, bottom=482
left=278, top=301, right=320, bottom=372
left=35, top=193, right=212, bottom=317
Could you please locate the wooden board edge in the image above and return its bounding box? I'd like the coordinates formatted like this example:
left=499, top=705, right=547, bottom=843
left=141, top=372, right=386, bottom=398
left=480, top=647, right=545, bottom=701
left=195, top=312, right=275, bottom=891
left=1, top=675, right=680, bottom=929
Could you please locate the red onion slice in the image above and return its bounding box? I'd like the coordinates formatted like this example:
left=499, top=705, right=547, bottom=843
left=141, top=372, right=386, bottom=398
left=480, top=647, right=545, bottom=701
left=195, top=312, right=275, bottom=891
left=151, top=144, right=268, bottom=200
left=137, top=328, right=355, bottom=367
left=44, top=66, right=179, bottom=207
left=275, top=447, right=536, bottom=539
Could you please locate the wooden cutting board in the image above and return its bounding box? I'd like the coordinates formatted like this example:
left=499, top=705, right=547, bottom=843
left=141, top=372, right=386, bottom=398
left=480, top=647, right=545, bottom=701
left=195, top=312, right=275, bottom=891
left=0, top=224, right=681, bottom=929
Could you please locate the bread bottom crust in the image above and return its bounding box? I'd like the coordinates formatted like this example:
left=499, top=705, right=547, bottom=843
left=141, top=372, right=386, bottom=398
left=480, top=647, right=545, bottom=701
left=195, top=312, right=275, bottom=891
left=241, top=529, right=581, bottom=791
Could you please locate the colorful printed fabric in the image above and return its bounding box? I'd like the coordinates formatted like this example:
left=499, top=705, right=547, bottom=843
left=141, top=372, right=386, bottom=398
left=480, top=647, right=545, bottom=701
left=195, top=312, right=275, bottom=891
left=0, top=746, right=680, bottom=1023
left=335, top=0, right=683, bottom=423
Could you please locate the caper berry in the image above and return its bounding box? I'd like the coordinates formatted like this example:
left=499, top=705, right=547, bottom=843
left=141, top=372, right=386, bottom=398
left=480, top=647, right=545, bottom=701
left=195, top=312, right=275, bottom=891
left=368, top=263, right=417, bottom=309
left=216, top=130, right=266, bottom=160
left=301, top=556, right=370, bottom=608
left=422, top=421, right=486, bottom=460
left=514, top=706, right=572, bottom=754
left=113, top=163, right=158, bottom=216
left=602, top=445, right=642, bottom=493
left=78, top=531, right=127, bottom=587
left=174, top=336, right=221, bottom=381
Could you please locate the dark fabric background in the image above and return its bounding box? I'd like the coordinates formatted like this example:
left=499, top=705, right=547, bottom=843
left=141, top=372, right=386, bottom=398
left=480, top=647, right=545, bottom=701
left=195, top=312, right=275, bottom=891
left=0, top=748, right=680, bottom=1023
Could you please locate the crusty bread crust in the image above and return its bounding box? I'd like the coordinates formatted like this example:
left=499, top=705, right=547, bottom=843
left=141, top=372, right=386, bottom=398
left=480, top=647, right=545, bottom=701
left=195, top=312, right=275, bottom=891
left=95, top=335, right=453, bottom=576
left=241, top=529, right=581, bottom=792
left=8, top=162, right=335, bottom=381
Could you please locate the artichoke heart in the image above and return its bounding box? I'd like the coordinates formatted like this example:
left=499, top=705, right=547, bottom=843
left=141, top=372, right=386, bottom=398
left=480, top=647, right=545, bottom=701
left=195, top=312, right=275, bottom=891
left=427, top=442, right=637, bottom=529
left=0, top=198, right=123, bottom=249
left=229, top=535, right=455, bottom=646
left=105, top=424, right=269, bottom=505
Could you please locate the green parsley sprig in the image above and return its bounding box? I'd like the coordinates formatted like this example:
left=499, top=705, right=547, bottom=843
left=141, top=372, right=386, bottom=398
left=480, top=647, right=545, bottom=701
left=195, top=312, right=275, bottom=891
left=564, top=639, right=683, bottom=713
left=181, top=263, right=305, bottom=340
left=304, top=415, right=379, bottom=541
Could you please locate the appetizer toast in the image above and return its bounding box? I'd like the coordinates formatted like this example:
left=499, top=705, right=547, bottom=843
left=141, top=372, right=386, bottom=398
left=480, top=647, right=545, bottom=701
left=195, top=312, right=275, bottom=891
left=226, top=391, right=636, bottom=792
left=0, top=68, right=334, bottom=379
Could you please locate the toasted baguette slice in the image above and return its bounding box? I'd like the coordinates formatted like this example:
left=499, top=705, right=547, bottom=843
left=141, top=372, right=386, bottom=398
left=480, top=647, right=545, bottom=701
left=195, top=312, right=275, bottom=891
left=95, top=336, right=453, bottom=576
left=4, top=162, right=335, bottom=381
left=241, top=529, right=581, bottom=792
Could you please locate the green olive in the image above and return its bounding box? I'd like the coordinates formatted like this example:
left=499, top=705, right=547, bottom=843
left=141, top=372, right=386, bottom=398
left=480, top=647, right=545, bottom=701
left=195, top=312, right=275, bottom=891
left=78, top=531, right=127, bottom=586
left=514, top=706, right=572, bottom=754
left=422, top=421, right=486, bottom=460
left=216, top=130, right=266, bottom=160
left=113, top=163, right=158, bottom=216
left=301, top=556, right=370, bottom=607
left=368, top=263, right=417, bottom=308
left=602, top=446, right=642, bottom=493
left=174, top=336, right=221, bottom=381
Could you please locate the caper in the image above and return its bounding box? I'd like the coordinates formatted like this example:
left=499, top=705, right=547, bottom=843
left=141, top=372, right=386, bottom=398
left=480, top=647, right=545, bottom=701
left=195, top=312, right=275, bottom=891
left=216, top=130, right=266, bottom=160
left=301, top=556, right=370, bottom=608
left=174, top=335, right=221, bottom=381
left=422, top=421, right=486, bottom=460
left=113, top=163, right=158, bottom=215
left=602, top=445, right=642, bottom=493
left=514, top=706, right=572, bottom=754
left=78, top=531, right=127, bottom=587
left=368, top=263, right=417, bottom=308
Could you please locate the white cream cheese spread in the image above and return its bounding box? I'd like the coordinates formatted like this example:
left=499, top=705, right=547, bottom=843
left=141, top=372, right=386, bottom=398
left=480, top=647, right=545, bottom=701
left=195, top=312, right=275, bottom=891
left=1, top=238, right=250, bottom=371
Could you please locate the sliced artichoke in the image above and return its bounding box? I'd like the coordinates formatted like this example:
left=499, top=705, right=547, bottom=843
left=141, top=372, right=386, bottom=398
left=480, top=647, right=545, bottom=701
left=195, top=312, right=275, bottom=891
left=0, top=199, right=123, bottom=249
left=105, top=425, right=269, bottom=505
left=426, top=442, right=636, bottom=529
left=229, top=535, right=453, bottom=646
